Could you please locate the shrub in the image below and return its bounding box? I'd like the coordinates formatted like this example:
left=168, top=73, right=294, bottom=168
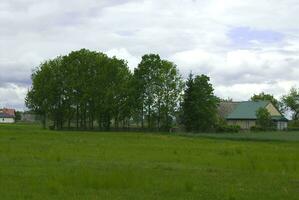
left=287, top=127, right=299, bottom=131
left=288, top=120, right=299, bottom=128
left=256, top=108, right=273, bottom=129
left=286, top=120, right=299, bottom=131
left=216, top=124, right=241, bottom=133
left=250, top=126, right=264, bottom=132
left=250, top=125, right=276, bottom=132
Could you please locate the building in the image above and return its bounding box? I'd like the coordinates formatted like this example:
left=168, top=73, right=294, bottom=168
left=219, top=101, right=288, bottom=130
left=0, top=108, right=16, bottom=124
left=20, top=112, right=40, bottom=122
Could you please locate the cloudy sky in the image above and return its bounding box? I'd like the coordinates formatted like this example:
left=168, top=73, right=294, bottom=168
left=1, top=0, right=299, bottom=110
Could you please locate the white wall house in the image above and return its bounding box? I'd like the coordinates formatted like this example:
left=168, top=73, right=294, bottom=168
left=0, top=112, right=15, bottom=124
left=0, top=116, right=15, bottom=123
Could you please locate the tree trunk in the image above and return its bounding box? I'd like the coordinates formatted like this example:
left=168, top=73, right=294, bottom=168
left=148, top=104, right=151, bottom=129
left=141, top=107, right=144, bottom=129
left=157, top=100, right=161, bottom=131
left=76, top=104, right=79, bottom=129
left=42, top=113, right=47, bottom=129
left=91, top=115, right=94, bottom=130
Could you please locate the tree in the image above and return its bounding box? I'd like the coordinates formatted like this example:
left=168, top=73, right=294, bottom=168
left=281, top=87, right=299, bottom=120
left=181, top=73, right=219, bottom=132
left=256, top=107, right=273, bottom=130
left=155, top=60, right=183, bottom=130
left=26, top=57, right=63, bottom=129
left=180, top=74, right=195, bottom=131
left=220, top=97, right=233, bottom=102
left=15, top=111, right=22, bottom=121
left=26, top=49, right=133, bottom=130
left=251, top=92, right=281, bottom=111
left=134, top=54, right=161, bottom=129
left=133, top=54, right=183, bottom=130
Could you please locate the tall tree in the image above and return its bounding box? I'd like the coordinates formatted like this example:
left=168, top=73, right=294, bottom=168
left=282, top=87, right=299, bottom=120
left=181, top=73, right=219, bottom=132
left=157, top=60, right=183, bottom=130
left=133, top=54, right=183, bottom=130
left=26, top=57, right=63, bottom=129
left=26, top=49, right=133, bottom=130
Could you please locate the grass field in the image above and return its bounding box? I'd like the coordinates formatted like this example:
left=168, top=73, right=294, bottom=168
left=0, top=124, right=298, bottom=200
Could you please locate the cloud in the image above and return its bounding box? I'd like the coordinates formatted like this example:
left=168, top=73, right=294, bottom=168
left=0, top=83, right=28, bottom=110
left=106, top=48, right=140, bottom=71
left=1, top=0, right=299, bottom=109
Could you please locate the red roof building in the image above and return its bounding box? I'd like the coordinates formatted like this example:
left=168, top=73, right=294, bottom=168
left=0, top=108, right=16, bottom=118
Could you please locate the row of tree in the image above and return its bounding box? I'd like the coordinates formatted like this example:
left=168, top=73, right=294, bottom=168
left=26, top=49, right=192, bottom=131
left=26, top=49, right=299, bottom=132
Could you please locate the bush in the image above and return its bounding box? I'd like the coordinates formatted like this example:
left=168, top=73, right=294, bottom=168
left=287, top=127, right=299, bottom=131
left=286, top=120, right=299, bottom=131
left=250, top=126, right=264, bottom=132
left=288, top=120, right=299, bottom=128
left=256, top=108, right=273, bottom=130
left=250, top=125, right=276, bottom=132
left=216, top=124, right=241, bottom=133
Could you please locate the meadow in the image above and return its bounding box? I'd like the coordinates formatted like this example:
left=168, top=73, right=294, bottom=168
left=0, top=124, right=298, bottom=200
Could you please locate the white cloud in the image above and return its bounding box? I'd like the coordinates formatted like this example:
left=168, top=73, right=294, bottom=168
left=106, top=48, right=140, bottom=71
left=1, top=0, right=299, bottom=108
left=0, top=84, right=28, bottom=110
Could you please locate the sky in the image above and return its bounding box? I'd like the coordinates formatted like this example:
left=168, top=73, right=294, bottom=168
left=1, top=0, right=299, bottom=110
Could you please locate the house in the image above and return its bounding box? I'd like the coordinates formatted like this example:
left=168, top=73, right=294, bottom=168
left=0, top=108, right=16, bottom=123
left=219, top=101, right=288, bottom=130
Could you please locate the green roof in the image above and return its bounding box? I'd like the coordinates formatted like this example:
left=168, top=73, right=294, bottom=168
left=226, top=101, right=270, bottom=120
left=271, top=116, right=288, bottom=121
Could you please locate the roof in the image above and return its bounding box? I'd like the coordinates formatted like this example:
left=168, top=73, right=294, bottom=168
left=225, top=100, right=287, bottom=120
left=0, top=113, right=14, bottom=118
left=0, top=108, right=15, bottom=118
left=227, top=101, right=269, bottom=119
left=218, top=102, right=239, bottom=118
left=0, top=108, right=16, bottom=116
left=271, top=115, right=288, bottom=122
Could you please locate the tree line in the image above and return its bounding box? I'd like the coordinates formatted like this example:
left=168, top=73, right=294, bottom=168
left=26, top=49, right=299, bottom=132
left=26, top=49, right=211, bottom=131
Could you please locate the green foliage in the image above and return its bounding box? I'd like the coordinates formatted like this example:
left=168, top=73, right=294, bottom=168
left=0, top=124, right=298, bottom=199
left=15, top=111, right=22, bottom=121
left=216, top=124, right=241, bottom=133
left=133, top=54, right=183, bottom=130
left=286, top=127, right=299, bottom=131
left=288, top=120, right=299, bottom=128
left=287, top=120, right=299, bottom=131
left=281, top=87, right=299, bottom=120
left=215, top=117, right=240, bottom=133
left=250, top=126, right=265, bottom=132
left=26, top=50, right=184, bottom=131
left=26, top=49, right=132, bottom=130
left=181, top=73, right=219, bottom=132
left=256, top=108, right=273, bottom=130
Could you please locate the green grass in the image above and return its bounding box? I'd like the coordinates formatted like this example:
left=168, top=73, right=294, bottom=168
left=0, top=124, right=298, bottom=200
left=180, top=131, right=299, bottom=142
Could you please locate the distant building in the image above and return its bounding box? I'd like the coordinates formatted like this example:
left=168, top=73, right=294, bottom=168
left=219, top=101, right=288, bottom=130
left=20, top=112, right=40, bottom=122
left=0, top=108, right=16, bottom=123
